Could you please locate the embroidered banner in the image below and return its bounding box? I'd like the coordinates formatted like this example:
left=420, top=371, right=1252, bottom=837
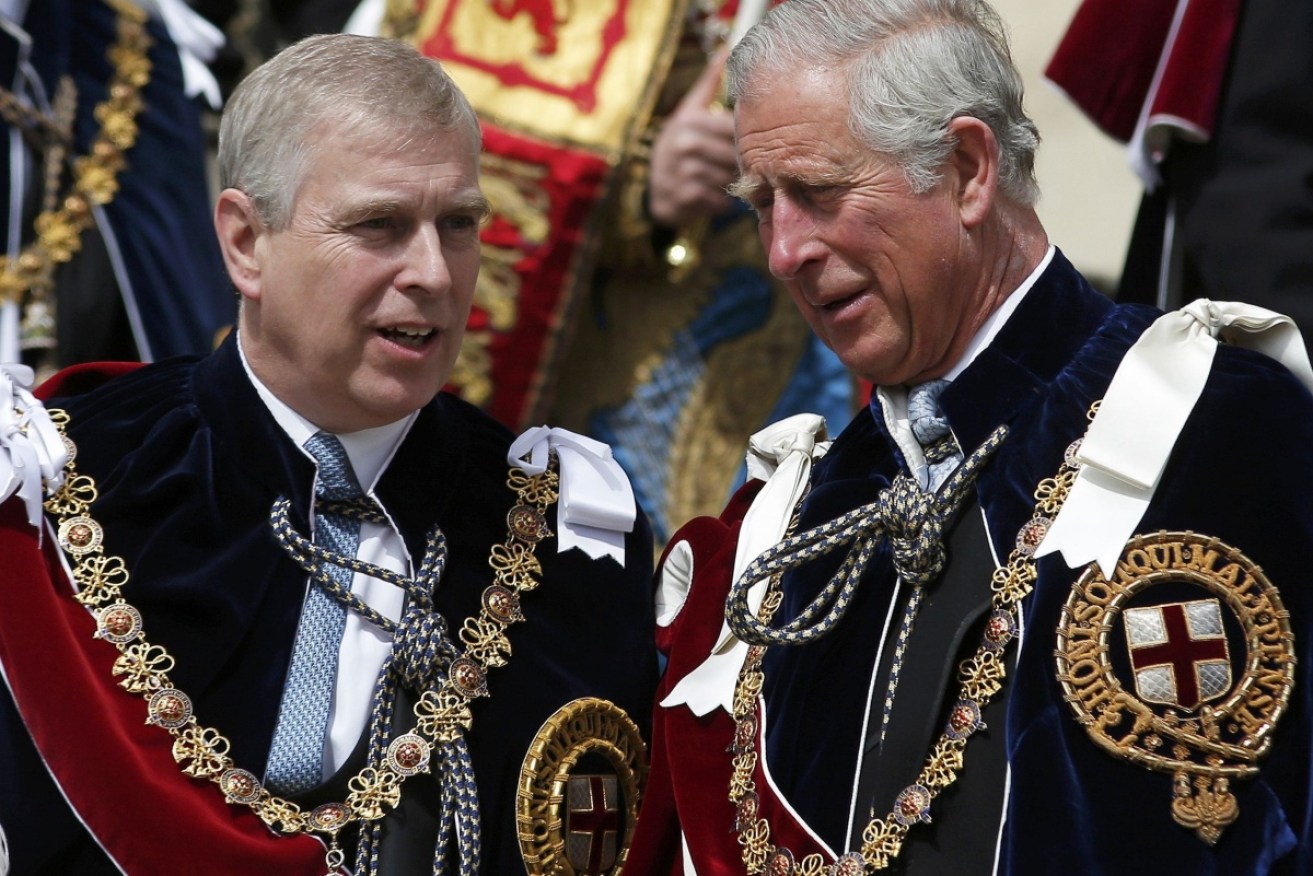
left=395, top=0, right=687, bottom=428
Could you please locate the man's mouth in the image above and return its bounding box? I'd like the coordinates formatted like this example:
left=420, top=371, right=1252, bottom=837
left=820, top=291, right=863, bottom=312
left=378, top=326, right=436, bottom=348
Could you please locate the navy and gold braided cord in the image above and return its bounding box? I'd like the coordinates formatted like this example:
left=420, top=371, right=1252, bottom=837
left=317, top=496, right=391, bottom=526
left=439, top=735, right=482, bottom=875
left=879, top=584, right=926, bottom=747
left=355, top=599, right=482, bottom=875
left=726, top=424, right=1008, bottom=648
left=271, top=497, right=480, bottom=875
left=270, top=497, right=448, bottom=632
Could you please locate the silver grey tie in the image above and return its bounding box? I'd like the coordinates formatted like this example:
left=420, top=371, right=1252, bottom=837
left=907, top=378, right=962, bottom=491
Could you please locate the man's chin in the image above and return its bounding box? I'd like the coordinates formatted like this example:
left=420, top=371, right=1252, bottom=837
left=318, top=381, right=442, bottom=433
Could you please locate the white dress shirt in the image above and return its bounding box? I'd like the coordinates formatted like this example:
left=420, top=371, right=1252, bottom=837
left=239, top=338, right=417, bottom=777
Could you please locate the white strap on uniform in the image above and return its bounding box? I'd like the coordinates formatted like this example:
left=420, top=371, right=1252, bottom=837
left=508, top=426, right=636, bottom=564
left=1037, top=299, right=1313, bottom=576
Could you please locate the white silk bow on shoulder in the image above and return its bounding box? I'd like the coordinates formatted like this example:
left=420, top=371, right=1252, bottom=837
left=1037, top=299, right=1313, bottom=576
left=508, top=426, right=637, bottom=564
left=0, top=364, right=67, bottom=540
left=662, top=413, right=830, bottom=716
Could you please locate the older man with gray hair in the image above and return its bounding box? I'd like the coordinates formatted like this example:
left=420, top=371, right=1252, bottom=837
left=0, top=34, right=655, bottom=875
left=629, top=0, right=1313, bottom=873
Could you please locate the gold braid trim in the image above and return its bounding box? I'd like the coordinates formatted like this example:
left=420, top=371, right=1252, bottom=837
left=44, top=407, right=561, bottom=868
left=0, top=0, right=151, bottom=314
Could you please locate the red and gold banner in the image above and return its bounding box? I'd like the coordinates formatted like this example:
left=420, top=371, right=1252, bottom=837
left=391, top=0, right=688, bottom=428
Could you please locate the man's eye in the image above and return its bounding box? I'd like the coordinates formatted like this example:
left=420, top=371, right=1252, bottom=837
left=442, top=214, right=481, bottom=234
left=802, top=184, right=840, bottom=204
left=357, top=217, right=396, bottom=231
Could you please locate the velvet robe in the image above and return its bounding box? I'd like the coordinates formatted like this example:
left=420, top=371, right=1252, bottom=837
left=628, top=250, right=1313, bottom=874
left=0, top=335, right=657, bottom=874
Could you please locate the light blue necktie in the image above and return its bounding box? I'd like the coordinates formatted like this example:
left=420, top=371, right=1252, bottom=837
left=265, top=431, right=362, bottom=795
left=907, top=378, right=962, bottom=492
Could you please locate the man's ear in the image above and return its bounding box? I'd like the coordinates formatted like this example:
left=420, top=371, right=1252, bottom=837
left=945, top=116, right=999, bottom=229
left=214, top=189, right=266, bottom=303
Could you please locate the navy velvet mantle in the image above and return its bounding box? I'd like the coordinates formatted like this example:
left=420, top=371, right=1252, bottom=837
left=760, top=250, right=1312, bottom=874
left=0, top=335, right=656, bottom=874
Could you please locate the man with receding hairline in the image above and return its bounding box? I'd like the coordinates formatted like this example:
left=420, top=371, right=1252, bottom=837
left=628, top=1, right=1313, bottom=873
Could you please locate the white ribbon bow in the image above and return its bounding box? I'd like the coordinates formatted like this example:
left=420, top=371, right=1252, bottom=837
left=507, top=426, right=636, bottom=563
left=1036, top=299, right=1313, bottom=576
left=662, top=413, right=829, bottom=715
left=137, top=0, right=226, bottom=109
left=1, top=363, right=68, bottom=539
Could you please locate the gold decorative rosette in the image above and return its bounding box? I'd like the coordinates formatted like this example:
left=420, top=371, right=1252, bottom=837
left=1056, top=531, right=1296, bottom=845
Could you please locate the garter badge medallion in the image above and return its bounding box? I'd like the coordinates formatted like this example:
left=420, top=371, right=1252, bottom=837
left=517, top=697, right=647, bottom=874
left=1056, top=532, right=1296, bottom=845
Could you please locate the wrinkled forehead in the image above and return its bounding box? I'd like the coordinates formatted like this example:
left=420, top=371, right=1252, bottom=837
left=734, top=64, right=850, bottom=136
left=734, top=69, right=855, bottom=165
left=306, top=108, right=479, bottom=160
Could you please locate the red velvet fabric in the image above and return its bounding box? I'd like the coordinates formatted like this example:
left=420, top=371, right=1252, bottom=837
left=1046, top=0, right=1241, bottom=144
left=628, top=483, right=833, bottom=874
left=0, top=500, right=330, bottom=874
left=34, top=360, right=143, bottom=401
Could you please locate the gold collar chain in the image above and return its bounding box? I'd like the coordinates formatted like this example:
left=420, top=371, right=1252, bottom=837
left=728, top=406, right=1096, bottom=875
left=43, top=407, right=560, bottom=872
left=0, top=0, right=151, bottom=319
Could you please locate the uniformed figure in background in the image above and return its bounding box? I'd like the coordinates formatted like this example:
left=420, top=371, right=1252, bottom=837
left=0, top=0, right=232, bottom=373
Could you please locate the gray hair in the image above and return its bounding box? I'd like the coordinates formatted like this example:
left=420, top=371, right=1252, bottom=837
left=727, top=0, right=1039, bottom=205
left=218, top=34, right=482, bottom=229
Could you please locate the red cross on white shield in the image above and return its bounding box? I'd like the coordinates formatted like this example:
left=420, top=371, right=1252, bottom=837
left=1123, top=598, right=1232, bottom=710
left=566, top=774, right=620, bottom=874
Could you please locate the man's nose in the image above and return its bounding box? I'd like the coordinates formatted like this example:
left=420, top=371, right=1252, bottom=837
left=764, top=198, right=822, bottom=281
left=400, top=223, right=452, bottom=295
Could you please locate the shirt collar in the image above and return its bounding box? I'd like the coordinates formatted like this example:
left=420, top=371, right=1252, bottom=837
left=236, top=332, right=416, bottom=492
left=873, top=245, right=1055, bottom=468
